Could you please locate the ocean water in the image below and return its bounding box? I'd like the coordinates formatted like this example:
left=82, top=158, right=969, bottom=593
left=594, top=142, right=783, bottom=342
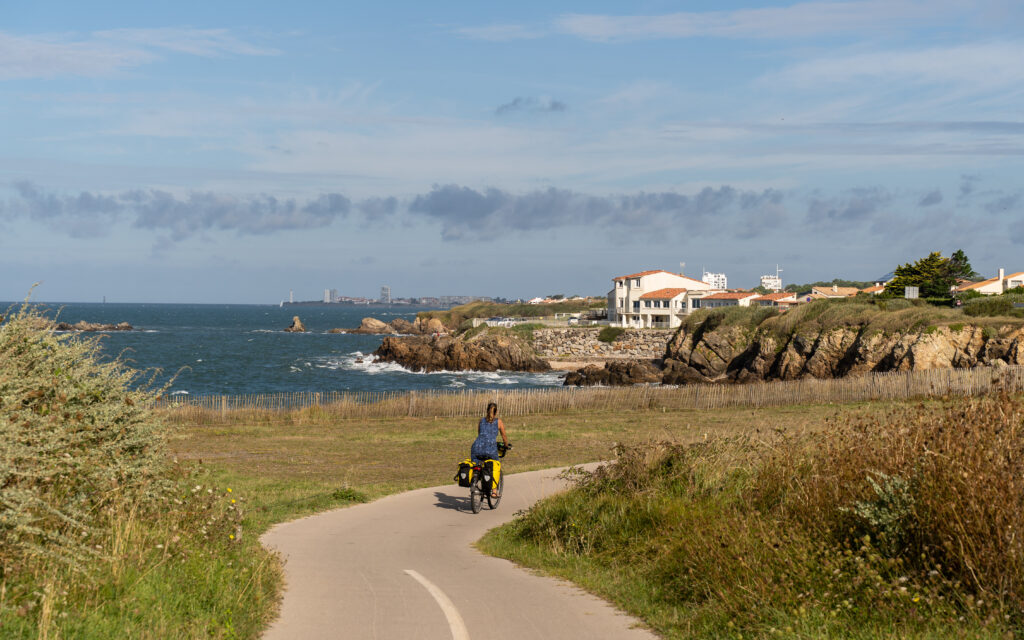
left=3, top=302, right=564, bottom=396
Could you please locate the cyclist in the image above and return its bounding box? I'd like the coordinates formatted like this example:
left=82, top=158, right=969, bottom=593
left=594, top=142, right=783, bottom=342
left=471, top=402, right=509, bottom=498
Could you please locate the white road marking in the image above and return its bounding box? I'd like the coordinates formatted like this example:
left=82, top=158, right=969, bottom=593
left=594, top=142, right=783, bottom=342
left=404, top=569, right=471, bottom=640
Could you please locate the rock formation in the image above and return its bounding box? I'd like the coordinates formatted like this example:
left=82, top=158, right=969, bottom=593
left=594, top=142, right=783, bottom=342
left=374, top=334, right=550, bottom=373
left=563, top=360, right=662, bottom=386
left=339, top=315, right=449, bottom=335
left=53, top=321, right=133, bottom=332
left=564, top=322, right=1024, bottom=386
left=284, top=316, right=306, bottom=332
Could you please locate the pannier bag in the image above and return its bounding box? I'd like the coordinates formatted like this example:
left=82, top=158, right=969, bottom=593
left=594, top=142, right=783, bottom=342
left=455, top=459, right=473, bottom=487
left=480, top=459, right=501, bottom=491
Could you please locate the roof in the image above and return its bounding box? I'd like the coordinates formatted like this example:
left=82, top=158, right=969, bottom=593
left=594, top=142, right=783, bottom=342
left=703, top=292, right=759, bottom=300
left=861, top=285, right=885, bottom=294
left=959, top=272, right=1024, bottom=291
left=755, top=292, right=797, bottom=301
left=811, top=286, right=861, bottom=297
left=613, top=270, right=707, bottom=286
left=639, top=288, right=688, bottom=300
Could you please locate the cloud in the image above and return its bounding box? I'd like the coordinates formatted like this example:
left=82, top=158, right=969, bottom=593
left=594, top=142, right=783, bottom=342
left=806, top=187, right=892, bottom=227
left=959, top=174, right=980, bottom=199
left=453, top=24, right=544, bottom=41
left=495, top=96, right=567, bottom=116
left=0, top=28, right=275, bottom=80
left=94, top=28, right=278, bottom=57
left=767, top=41, right=1024, bottom=90
left=983, top=193, right=1022, bottom=214
left=3, top=182, right=352, bottom=240
left=919, top=189, right=943, bottom=207
left=408, top=183, right=784, bottom=240
left=554, top=0, right=970, bottom=41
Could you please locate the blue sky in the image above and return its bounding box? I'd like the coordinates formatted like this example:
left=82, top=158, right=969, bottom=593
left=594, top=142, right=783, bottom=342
left=2, top=0, right=1022, bottom=303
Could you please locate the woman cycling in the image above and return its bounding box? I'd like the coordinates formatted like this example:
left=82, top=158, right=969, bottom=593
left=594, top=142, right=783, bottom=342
left=471, top=402, right=509, bottom=497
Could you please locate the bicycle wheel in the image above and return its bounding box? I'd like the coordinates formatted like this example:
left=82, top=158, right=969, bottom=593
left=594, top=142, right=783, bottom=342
left=470, top=476, right=483, bottom=514
left=486, top=473, right=504, bottom=510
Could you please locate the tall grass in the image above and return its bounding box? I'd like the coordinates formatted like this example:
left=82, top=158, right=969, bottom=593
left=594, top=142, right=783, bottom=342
left=481, top=392, right=1024, bottom=638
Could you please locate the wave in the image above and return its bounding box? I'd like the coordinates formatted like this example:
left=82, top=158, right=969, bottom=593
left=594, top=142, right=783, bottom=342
left=310, top=352, right=564, bottom=387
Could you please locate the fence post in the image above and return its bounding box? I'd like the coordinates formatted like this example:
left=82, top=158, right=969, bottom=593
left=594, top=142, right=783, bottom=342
left=220, top=395, right=227, bottom=419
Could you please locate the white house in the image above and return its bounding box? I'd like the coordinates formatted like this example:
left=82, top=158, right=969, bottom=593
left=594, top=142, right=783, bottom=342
left=752, top=291, right=799, bottom=308
left=958, top=268, right=1024, bottom=295
left=701, top=292, right=760, bottom=309
left=609, top=270, right=714, bottom=328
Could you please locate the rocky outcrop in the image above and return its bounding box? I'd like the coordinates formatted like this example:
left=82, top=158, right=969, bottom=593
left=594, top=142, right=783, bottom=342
left=284, top=316, right=306, bottom=332
left=53, top=321, right=133, bottom=332
left=374, top=334, right=550, bottom=373
left=340, top=315, right=449, bottom=335
left=563, top=360, right=662, bottom=386
left=663, top=324, right=1024, bottom=384
left=562, top=322, right=1024, bottom=386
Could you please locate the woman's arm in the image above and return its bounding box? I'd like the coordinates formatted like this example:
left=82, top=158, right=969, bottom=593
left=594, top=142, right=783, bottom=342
left=498, top=419, right=509, bottom=446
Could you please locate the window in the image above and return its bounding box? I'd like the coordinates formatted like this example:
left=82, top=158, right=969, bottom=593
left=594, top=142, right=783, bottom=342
left=644, top=300, right=652, bottom=307
left=692, top=299, right=701, bottom=309
left=633, top=279, right=640, bottom=287
left=617, top=281, right=623, bottom=288
left=633, top=301, right=640, bottom=310
left=618, top=297, right=623, bottom=307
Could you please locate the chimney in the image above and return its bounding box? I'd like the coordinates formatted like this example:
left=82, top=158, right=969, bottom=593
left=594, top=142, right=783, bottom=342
left=832, top=284, right=838, bottom=292
left=999, top=268, right=1005, bottom=291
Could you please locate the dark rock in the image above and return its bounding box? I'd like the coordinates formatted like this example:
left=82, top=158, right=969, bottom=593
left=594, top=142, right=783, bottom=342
left=374, top=334, right=550, bottom=373
left=563, top=360, right=662, bottom=386
left=54, top=321, right=133, bottom=332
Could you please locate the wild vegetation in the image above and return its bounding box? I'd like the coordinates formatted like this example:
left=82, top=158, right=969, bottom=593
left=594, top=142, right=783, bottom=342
left=0, top=304, right=345, bottom=638
left=416, top=298, right=604, bottom=333
left=481, top=391, right=1024, bottom=639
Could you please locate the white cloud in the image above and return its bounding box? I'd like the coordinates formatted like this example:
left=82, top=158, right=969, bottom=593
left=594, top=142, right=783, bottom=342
left=0, top=28, right=276, bottom=80
left=453, top=24, right=544, bottom=41
left=555, top=0, right=974, bottom=41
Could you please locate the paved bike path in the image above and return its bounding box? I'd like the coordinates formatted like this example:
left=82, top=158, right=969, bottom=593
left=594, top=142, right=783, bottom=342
left=261, top=465, right=657, bottom=639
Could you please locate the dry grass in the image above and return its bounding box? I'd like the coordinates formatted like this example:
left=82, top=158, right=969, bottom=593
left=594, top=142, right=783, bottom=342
left=480, top=392, right=1024, bottom=638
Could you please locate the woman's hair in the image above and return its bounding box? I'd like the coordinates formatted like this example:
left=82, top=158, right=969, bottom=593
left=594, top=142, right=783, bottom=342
left=485, top=402, right=498, bottom=421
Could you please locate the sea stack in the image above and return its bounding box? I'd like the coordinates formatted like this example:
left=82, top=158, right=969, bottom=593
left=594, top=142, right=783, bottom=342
left=285, top=316, right=306, bottom=332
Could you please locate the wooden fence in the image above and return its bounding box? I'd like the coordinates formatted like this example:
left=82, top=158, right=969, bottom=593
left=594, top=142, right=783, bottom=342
left=155, top=365, right=1024, bottom=421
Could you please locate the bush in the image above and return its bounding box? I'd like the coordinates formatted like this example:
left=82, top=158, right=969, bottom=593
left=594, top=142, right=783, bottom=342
left=0, top=303, right=167, bottom=575
left=597, top=327, right=625, bottom=343
left=964, top=294, right=1024, bottom=318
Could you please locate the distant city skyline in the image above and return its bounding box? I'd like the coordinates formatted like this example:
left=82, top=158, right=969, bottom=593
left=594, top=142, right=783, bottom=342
left=2, top=1, right=1022, bottom=303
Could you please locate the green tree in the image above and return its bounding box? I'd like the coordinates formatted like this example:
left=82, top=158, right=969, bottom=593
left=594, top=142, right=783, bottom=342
left=883, top=250, right=972, bottom=299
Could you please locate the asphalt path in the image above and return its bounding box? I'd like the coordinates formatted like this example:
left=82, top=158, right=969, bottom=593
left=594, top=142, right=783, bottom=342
left=261, top=465, right=658, bottom=639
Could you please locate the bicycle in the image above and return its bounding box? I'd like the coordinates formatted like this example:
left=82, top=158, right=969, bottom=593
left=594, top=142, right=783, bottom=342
left=469, top=442, right=511, bottom=514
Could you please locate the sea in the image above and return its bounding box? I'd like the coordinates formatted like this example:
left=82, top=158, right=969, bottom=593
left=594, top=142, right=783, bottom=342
left=3, top=302, right=564, bottom=396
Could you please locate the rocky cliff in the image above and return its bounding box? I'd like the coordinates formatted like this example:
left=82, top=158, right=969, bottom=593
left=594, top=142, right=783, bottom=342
left=337, top=316, right=447, bottom=335
left=661, top=323, right=1024, bottom=385
left=374, top=334, right=550, bottom=373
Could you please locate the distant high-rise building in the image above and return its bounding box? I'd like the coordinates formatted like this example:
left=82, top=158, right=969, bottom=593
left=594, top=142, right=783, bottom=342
left=289, top=290, right=294, bottom=303
left=702, top=271, right=728, bottom=290
left=760, top=265, right=784, bottom=291
left=380, top=286, right=391, bottom=304
left=324, top=289, right=332, bottom=303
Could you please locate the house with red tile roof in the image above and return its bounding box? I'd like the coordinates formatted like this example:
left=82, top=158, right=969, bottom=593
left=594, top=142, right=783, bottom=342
left=811, top=284, right=861, bottom=298
left=608, top=269, right=715, bottom=328
left=700, top=292, right=761, bottom=309
left=957, top=268, right=1024, bottom=295
left=753, top=291, right=799, bottom=308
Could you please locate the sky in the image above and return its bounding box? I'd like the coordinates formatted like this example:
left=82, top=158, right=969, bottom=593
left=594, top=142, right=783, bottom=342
left=2, top=0, right=1023, bottom=303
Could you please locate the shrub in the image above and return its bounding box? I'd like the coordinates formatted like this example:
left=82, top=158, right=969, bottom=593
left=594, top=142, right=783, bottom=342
left=598, top=327, right=625, bottom=343
left=0, top=303, right=167, bottom=575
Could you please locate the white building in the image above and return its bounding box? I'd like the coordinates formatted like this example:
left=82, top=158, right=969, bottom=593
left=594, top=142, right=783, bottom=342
left=760, top=274, right=783, bottom=291
left=380, top=286, right=391, bottom=304
left=608, top=270, right=715, bottom=328
left=957, top=268, right=1024, bottom=295
left=702, top=271, right=728, bottom=289
left=700, top=292, right=760, bottom=309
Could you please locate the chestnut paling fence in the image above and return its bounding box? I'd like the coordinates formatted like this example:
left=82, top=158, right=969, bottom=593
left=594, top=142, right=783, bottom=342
left=155, top=365, right=1024, bottom=421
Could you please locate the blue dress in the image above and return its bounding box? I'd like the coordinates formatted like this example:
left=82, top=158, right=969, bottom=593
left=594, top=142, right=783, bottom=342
left=471, top=417, right=500, bottom=461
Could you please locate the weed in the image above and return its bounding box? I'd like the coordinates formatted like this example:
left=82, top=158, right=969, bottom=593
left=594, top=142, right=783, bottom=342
left=597, top=327, right=625, bottom=343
